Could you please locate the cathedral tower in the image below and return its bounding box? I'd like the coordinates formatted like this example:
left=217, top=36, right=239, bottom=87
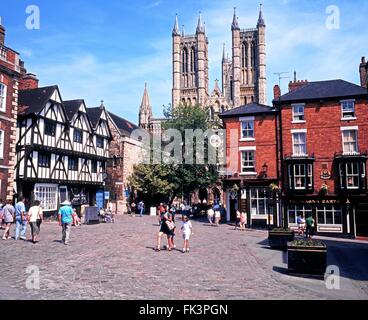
left=229, top=5, right=267, bottom=107
left=172, top=14, right=209, bottom=108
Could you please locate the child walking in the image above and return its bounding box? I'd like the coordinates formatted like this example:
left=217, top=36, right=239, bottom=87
left=181, top=215, right=193, bottom=253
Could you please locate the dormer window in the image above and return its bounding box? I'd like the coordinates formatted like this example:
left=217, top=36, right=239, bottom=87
left=341, top=100, right=355, bottom=119
left=292, top=104, right=305, bottom=123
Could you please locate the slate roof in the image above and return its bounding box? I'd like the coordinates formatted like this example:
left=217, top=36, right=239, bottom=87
left=86, top=107, right=103, bottom=128
left=275, top=79, right=368, bottom=104
left=63, top=100, right=84, bottom=121
left=18, top=85, right=59, bottom=115
left=108, top=111, right=139, bottom=137
left=219, top=103, right=275, bottom=118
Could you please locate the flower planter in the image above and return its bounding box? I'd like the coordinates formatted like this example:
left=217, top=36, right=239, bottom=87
left=287, top=241, right=327, bottom=275
left=268, top=230, right=295, bottom=250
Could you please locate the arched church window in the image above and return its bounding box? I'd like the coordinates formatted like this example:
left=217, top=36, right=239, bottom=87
left=242, top=42, right=247, bottom=69
left=182, top=47, right=189, bottom=73
left=191, top=47, right=196, bottom=73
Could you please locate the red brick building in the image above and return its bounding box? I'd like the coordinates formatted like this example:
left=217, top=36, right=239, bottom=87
left=275, top=79, right=368, bottom=238
left=0, top=22, right=21, bottom=201
left=220, top=103, right=279, bottom=226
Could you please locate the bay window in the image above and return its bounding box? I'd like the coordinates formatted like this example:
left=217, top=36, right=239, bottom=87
left=287, top=162, right=314, bottom=192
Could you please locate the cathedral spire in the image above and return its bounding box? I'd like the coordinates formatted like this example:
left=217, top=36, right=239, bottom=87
left=222, top=43, right=226, bottom=62
left=139, top=83, right=152, bottom=128
left=196, top=12, right=205, bottom=34
left=181, top=24, right=185, bottom=37
left=231, top=7, right=239, bottom=30
left=172, top=14, right=180, bottom=36
left=257, top=3, right=266, bottom=27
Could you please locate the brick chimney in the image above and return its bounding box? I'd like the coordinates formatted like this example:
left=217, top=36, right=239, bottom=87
left=288, top=71, right=308, bottom=92
left=360, top=56, right=367, bottom=88
left=0, top=17, right=5, bottom=46
left=273, top=84, right=281, bottom=100
left=19, top=73, right=39, bottom=90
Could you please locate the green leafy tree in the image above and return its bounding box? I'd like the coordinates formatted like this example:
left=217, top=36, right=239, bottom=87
left=128, top=102, right=220, bottom=206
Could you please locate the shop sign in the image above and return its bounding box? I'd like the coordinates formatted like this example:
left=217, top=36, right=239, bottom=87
left=321, top=169, right=331, bottom=180
left=289, top=199, right=340, bottom=205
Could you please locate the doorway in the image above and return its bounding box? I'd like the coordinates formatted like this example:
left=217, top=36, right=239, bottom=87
left=356, top=204, right=368, bottom=237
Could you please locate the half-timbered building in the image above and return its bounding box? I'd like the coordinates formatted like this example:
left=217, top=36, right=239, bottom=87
left=15, top=86, right=112, bottom=216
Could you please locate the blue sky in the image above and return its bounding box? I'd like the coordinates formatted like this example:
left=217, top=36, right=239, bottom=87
left=1, top=0, right=367, bottom=123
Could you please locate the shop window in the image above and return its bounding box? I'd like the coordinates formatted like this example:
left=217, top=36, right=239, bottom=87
left=317, top=206, right=342, bottom=225
left=250, top=188, right=269, bottom=215
left=287, top=205, right=312, bottom=224
left=34, top=184, right=58, bottom=211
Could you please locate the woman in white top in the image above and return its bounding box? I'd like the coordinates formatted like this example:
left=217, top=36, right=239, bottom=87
left=207, top=207, right=214, bottom=225
left=27, top=200, right=43, bottom=244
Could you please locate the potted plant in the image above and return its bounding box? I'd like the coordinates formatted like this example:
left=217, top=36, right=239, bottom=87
left=268, top=227, right=295, bottom=251
left=287, top=239, right=327, bottom=275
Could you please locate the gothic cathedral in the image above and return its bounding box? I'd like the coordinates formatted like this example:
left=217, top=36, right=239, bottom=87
left=139, top=5, right=267, bottom=130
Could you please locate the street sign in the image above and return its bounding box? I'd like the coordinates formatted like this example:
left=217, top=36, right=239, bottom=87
left=105, top=191, right=110, bottom=200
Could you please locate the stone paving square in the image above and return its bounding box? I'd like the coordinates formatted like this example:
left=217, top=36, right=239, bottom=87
left=0, top=215, right=367, bottom=300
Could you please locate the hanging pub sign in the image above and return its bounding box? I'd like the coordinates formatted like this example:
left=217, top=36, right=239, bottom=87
left=321, top=169, right=331, bottom=180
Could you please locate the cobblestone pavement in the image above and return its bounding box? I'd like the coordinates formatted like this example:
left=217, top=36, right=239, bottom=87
left=0, top=215, right=367, bottom=300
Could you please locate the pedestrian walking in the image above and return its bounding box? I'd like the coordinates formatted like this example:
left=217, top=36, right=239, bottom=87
left=214, top=203, right=221, bottom=226
left=181, top=215, right=193, bottom=253
left=156, top=212, right=170, bottom=251
left=2, top=200, right=15, bottom=240
left=305, top=214, right=315, bottom=239
left=27, top=200, right=43, bottom=244
left=207, top=206, right=214, bottom=225
left=170, top=204, right=177, bottom=222
left=239, top=211, right=247, bottom=231
left=138, top=200, right=145, bottom=217
left=297, top=214, right=305, bottom=236
left=58, top=200, right=77, bottom=245
left=15, top=197, right=28, bottom=240
left=235, top=210, right=241, bottom=230
left=166, top=213, right=176, bottom=251
left=0, top=198, right=5, bottom=229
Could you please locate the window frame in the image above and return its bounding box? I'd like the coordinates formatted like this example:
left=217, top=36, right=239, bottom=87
left=68, top=157, right=79, bottom=171
left=292, top=104, right=305, bottom=123
left=0, top=82, right=7, bottom=113
left=241, top=150, right=256, bottom=173
left=73, top=128, right=83, bottom=144
left=34, top=183, right=58, bottom=212
left=241, top=120, right=255, bottom=139
left=44, top=120, right=57, bottom=137
left=96, top=136, right=104, bottom=149
left=292, top=131, right=307, bottom=156
left=0, top=129, right=4, bottom=159
left=249, top=188, right=269, bottom=216
left=288, top=163, right=314, bottom=191
left=341, top=129, right=358, bottom=155
left=341, top=100, right=356, bottom=120
left=287, top=205, right=312, bottom=224
left=38, top=153, right=51, bottom=168
left=317, top=205, right=342, bottom=225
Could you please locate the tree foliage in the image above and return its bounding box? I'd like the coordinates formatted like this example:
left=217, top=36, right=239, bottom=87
left=128, top=102, right=220, bottom=206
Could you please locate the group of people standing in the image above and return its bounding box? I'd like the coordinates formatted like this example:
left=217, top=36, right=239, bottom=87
left=156, top=202, right=193, bottom=253
left=206, top=203, right=227, bottom=226
left=297, top=213, right=316, bottom=239
left=0, top=198, right=79, bottom=245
